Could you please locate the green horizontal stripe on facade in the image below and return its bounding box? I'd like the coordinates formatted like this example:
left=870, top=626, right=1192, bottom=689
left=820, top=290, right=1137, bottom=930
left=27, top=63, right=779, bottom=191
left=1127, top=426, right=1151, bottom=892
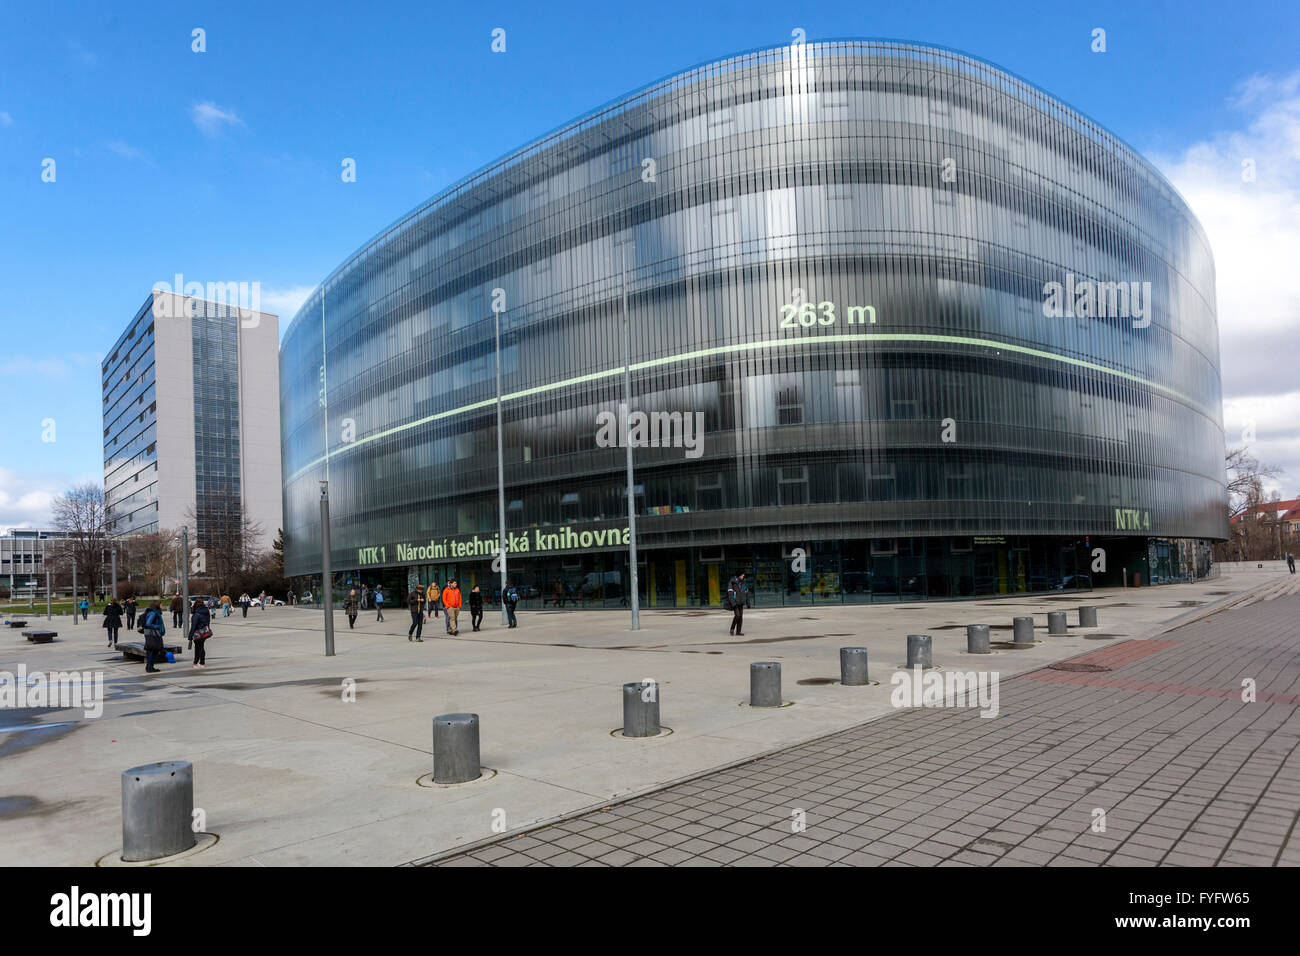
left=286, top=331, right=1210, bottom=483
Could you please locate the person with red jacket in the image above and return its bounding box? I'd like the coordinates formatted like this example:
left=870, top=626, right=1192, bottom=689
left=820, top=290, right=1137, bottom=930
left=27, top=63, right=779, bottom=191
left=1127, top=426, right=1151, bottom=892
left=441, top=579, right=462, bottom=635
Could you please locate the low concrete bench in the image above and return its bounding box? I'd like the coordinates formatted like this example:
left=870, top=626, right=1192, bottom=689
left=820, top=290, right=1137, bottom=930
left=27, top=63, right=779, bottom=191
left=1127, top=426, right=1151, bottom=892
left=23, top=630, right=57, bottom=643
left=119, top=641, right=182, bottom=661
left=7, top=620, right=29, bottom=628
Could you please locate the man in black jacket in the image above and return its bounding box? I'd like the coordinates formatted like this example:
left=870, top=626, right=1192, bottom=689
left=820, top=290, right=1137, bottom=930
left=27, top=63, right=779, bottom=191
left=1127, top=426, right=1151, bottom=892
left=407, top=589, right=424, bottom=642
left=727, top=572, right=748, bottom=635
left=469, top=585, right=484, bottom=631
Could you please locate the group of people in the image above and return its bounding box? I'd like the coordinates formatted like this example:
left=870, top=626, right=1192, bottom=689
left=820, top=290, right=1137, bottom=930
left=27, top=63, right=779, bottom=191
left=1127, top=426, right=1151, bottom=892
left=99, top=596, right=211, bottom=671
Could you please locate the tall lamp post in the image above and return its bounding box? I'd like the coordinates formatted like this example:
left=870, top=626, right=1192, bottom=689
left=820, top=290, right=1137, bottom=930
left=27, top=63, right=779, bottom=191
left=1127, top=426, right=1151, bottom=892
left=492, top=291, right=509, bottom=625
left=620, top=242, right=641, bottom=631
left=321, top=480, right=335, bottom=656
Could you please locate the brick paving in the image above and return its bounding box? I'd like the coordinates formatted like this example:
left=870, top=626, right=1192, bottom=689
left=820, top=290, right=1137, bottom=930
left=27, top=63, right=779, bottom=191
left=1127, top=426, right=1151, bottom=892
left=427, top=591, right=1300, bottom=867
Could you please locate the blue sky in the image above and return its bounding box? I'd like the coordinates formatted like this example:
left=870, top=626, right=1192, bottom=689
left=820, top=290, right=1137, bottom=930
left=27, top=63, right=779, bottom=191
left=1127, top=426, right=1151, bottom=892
left=2, top=0, right=1298, bottom=527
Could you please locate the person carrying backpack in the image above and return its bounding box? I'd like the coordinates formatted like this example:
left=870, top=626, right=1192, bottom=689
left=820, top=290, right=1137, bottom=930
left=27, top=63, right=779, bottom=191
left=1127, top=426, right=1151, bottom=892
left=726, top=572, right=748, bottom=636
left=503, top=581, right=519, bottom=629
left=79, top=597, right=90, bottom=621
left=169, top=592, right=184, bottom=628
left=374, top=585, right=385, bottom=622
left=139, top=601, right=167, bottom=673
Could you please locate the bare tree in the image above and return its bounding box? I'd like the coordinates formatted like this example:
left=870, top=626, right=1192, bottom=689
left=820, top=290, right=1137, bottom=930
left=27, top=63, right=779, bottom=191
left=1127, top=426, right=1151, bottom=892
left=1225, top=446, right=1283, bottom=516
left=129, top=528, right=181, bottom=597
left=49, top=483, right=107, bottom=595
left=184, top=494, right=265, bottom=594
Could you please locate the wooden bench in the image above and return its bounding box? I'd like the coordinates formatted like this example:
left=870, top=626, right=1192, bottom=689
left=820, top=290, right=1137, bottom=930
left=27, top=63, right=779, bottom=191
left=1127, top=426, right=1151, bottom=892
left=7, top=620, right=29, bottom=628
left=119, top=641, right=183, bottom=661
left=22, top=630, right=57, bottom=643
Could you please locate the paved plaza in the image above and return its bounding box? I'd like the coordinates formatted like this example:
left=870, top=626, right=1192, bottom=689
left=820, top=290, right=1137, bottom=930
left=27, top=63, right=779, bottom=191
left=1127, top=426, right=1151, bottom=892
left=429, top=579, right=1300, bottom=867
left=0, top=575, right=1293, bottom=866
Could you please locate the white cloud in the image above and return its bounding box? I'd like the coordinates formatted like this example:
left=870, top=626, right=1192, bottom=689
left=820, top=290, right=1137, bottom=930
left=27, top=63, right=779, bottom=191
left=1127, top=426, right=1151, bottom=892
left=259, top=285, right=315, bottom=321
left=0, top=468, right=61, bottom=530
left=191, top=101, right=244, bottom=137
left=0, top=111, right=13, bottom=127
left=106, top=140, right=151, bottom=163
left=1154, top=70, right=1300, bottom=490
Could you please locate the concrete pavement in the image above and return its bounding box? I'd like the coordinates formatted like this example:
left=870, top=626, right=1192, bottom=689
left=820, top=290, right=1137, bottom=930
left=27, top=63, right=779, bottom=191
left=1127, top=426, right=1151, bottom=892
left=0, top=577, right=1282, bottom=866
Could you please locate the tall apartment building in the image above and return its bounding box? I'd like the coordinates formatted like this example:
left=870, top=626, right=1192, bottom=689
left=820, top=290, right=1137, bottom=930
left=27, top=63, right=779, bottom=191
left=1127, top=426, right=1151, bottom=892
left=103, top=290, right=283, bottom=555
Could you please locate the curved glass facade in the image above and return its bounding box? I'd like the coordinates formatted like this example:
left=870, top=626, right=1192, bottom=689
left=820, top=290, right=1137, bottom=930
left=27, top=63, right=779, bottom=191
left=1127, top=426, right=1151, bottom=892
left=280, top=40, right=1226, bottom=605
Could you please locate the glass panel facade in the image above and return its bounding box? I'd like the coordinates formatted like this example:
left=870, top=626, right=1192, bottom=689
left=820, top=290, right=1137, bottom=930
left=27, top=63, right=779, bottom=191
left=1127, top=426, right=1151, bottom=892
left=279, top=41, right=1227, bottom=603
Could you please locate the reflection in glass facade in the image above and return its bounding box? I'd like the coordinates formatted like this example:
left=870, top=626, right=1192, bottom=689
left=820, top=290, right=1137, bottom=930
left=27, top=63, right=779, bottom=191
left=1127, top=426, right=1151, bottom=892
left=280, top=40, right=1227, bottom=606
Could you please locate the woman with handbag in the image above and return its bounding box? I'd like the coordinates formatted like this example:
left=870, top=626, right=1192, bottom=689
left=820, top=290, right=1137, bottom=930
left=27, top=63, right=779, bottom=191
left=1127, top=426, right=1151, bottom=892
left=189, top=598, right=212, bottom=668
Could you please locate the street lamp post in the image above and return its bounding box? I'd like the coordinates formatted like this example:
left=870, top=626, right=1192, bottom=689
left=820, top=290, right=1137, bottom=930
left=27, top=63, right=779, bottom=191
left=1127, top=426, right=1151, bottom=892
left=493, top=293, right=508, bottom=626
left=111, top=546, right=117, bottom=601
left=321, top=480, right=335, bottom=656
left=621, top=243, right=640, bottom=631
left=181, top=527, right=190, bottom=637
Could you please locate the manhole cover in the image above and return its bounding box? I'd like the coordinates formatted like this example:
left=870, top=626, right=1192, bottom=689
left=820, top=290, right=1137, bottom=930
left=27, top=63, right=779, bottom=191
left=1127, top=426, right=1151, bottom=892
left=797, top=677, right=838, bottom=685
left=1047, top=662, right=1111, bottom=673
left=1084, top=633, right=1122, bottom=640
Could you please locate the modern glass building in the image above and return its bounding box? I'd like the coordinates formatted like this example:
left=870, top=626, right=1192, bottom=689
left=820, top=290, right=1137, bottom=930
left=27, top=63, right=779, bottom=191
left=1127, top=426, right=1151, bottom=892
left=280, top=40, right=1227, bottom=608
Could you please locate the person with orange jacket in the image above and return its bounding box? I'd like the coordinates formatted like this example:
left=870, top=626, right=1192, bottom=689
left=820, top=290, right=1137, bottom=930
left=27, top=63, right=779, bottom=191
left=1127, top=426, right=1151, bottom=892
left=425, top=580, right=441, bottom=620
left=441, top=578, right=462, bottom=636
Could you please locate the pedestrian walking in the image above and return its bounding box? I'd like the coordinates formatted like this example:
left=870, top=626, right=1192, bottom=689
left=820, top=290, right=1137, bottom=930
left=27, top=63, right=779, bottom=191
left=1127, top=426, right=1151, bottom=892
left=504, top=581, right=519, bottom=629
left=726, top=571, right=749, bottom=635
left=344, top=588, right=359, bottom=629
left=1288, top=552, right=1296, bottom=574
left=79, top=597, right=90, bottom=621
left=442, top=579, right=462, bottom=635
left=258, top=590, right=267, bottom=610
left=407, top=589, right=424, bottom=641
left=220, top=593, right=232, bottom=617
left=169, top=592, right=184, bottom=628
left=469, top=585, right=484, bottom=631
left=138, top=601, right=166, bottom=673
left=239, top=592, right=251, bottom=618
left=189, top=598, right=212, bottom=668
left=374, top=585, right=385, bottom=621
left=426, top=580, right=441, bottom=619
left=124, top=596, right=137, bottom=630
left=360, top=585, right=369, bottom=610
left=103, top=597, right=123, bottom=648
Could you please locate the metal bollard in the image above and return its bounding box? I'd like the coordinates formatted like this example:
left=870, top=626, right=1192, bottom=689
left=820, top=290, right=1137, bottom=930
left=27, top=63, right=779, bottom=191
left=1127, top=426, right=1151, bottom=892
left=1013, top=616, right=1035, bottom=644
left=121, top=761, right=195, bottom=862
left=906, top=634, right=933, bottom=668
left=622, top=681, right=661, bottom=737
left=966, top=624, right=990, bottom=654
left=749, top=662, right=782, bottom=707
left=433, top=713, right=481, bottom=784
left=1079, top=605, right=1098, bottom=627
left=839, top=647, right=870, bottom=685
left=1048, top=611, right=1068, bottom=635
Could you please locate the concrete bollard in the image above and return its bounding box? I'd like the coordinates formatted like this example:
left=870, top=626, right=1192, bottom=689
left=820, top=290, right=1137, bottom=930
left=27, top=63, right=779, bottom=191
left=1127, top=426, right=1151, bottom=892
left=1013, top=616, right=1035, bottom=644
left=966, top=624, right=990, bottom=654
left=749, top=662, right=782, bottom=707
left=622, top=681, right=661, bottom=737
left=1079, top=605, right=1098, bottom=627
left=839, top=647, right=870, bottom=685
left=1048, top=611, right=1068, bottom=635
left=906, top=634, right=933, bottom=668
left=121, top=760, right=195, bottom=862
left=433, top=713, right=481, bottom=784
